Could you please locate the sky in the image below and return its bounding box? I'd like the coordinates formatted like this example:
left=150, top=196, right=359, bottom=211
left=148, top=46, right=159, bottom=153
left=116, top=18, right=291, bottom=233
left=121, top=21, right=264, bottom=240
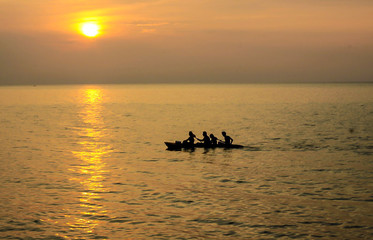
left=0, top=0, right=372, bottom=85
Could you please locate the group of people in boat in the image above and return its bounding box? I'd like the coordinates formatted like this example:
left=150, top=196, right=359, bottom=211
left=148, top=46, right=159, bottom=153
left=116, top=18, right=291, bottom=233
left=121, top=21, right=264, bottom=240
left=183, top=131, right=233, bottom=147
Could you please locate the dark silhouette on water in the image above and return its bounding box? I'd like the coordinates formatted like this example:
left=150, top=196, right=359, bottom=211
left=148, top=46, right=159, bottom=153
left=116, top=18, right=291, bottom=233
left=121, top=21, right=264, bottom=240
left=210, top=133, right=218, bottom=146
left=165, top=131, right=243, bottom=150
left=221, top=131, right=233, bottom=146
left=197, top=131, right=211, bottom=147
left=183, top=131, right=196, bottom=146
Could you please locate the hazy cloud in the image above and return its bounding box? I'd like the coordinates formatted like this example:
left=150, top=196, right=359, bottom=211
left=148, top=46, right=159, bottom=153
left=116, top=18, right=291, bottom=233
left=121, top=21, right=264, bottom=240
left=0, top=0, right=372, bottom=85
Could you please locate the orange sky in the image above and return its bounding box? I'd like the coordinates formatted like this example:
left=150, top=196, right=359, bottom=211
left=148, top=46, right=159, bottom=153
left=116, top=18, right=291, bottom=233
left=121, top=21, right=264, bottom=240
left=1, top=0, right=372, bottom=84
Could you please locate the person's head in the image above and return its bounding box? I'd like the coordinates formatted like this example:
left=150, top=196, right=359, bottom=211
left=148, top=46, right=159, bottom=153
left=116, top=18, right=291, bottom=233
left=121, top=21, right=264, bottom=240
left=222, top=131, right=226, bottom=136
left=203, top=131, right=207, bottom=136
left=189, top=131, right=194, bottom=136
left=210, top=134, right=215, bottom=138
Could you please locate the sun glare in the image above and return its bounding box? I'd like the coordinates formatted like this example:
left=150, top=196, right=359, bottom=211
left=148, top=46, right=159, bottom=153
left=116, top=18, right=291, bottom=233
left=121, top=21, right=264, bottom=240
left=81, top=23, right=100, bottom=38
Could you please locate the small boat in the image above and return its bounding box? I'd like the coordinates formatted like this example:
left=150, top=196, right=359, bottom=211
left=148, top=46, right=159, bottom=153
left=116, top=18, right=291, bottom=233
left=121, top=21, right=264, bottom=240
left=165, top=141, right=244, bottom=150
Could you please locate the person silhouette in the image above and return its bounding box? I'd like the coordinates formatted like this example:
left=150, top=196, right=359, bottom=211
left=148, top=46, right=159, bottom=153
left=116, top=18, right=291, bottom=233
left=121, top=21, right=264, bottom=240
left=197, top=131, right=211, bottom=147
left=210, top=133, right=218, bottom=146
left=183, top=131, right=196, bottom=146
left=221, top=131, right=233, bottom=145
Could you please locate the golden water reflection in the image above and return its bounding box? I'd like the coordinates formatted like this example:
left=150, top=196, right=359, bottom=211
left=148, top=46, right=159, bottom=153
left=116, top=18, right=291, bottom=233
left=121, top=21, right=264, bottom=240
left=68, top=88, right=113, bottom=236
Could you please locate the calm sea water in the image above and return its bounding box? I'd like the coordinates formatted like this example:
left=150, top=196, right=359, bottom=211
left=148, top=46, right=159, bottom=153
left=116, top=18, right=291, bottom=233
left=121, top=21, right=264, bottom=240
left=0, top=84, right=372, bottom=239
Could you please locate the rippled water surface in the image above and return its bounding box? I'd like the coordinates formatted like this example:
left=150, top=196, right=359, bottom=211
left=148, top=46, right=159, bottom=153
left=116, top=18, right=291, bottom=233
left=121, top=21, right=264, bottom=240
left=0, top=84, right=372, bottom=239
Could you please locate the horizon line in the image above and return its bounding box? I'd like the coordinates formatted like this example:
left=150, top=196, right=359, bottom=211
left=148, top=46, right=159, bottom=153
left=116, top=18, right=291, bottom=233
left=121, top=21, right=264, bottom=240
left=1, top=81, right=373, bottom=87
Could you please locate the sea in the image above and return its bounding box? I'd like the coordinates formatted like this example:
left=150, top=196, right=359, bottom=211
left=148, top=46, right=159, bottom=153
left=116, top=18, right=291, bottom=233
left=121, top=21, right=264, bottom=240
left=0, top=84, right=372, bottom=239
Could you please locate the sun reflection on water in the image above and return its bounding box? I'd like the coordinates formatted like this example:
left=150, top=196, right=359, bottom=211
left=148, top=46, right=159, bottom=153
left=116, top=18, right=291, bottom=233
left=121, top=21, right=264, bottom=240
left=66, top=88, right=112, bottom=237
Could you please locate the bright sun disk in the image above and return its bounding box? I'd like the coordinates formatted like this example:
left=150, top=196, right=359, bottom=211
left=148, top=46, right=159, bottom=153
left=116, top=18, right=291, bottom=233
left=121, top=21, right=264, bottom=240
left=81, top=23, right=100, bottom=37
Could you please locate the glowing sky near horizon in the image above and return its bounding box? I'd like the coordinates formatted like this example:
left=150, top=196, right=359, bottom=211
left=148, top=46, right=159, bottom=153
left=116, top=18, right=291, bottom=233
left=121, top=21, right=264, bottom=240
left=0, top=0, right=372, bottom=84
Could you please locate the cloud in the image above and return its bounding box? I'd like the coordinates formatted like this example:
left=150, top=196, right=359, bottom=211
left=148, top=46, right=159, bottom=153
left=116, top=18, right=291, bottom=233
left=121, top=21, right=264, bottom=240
left=0, top=0, right=372, bottom=84
left=1, top=28, right=372, bottom=85
left=2, top=0, right=373, bottom=34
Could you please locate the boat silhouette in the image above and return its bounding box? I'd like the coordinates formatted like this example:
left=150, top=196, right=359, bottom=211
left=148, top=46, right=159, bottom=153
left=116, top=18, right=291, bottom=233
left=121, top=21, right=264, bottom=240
left=165, top=141, right=244, bottom=150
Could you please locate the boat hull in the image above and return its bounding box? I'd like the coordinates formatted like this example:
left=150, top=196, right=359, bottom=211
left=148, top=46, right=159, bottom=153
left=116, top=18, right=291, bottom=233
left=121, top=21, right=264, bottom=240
left=165, top=141, right=243, bottom=150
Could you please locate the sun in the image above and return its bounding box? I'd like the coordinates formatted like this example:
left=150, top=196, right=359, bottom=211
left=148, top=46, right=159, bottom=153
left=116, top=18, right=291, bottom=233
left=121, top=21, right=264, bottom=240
left=81, top=23, right=100, bottom=38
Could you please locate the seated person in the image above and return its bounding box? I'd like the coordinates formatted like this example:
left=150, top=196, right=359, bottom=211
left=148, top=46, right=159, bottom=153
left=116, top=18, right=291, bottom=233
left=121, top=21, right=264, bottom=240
left=197, top=131, right=211, bottom=146
left=221, top=131, right=233, bottom=145
left=210, top=133, right=218, bottom=146
left=183, top=131, right=196, bottom=145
